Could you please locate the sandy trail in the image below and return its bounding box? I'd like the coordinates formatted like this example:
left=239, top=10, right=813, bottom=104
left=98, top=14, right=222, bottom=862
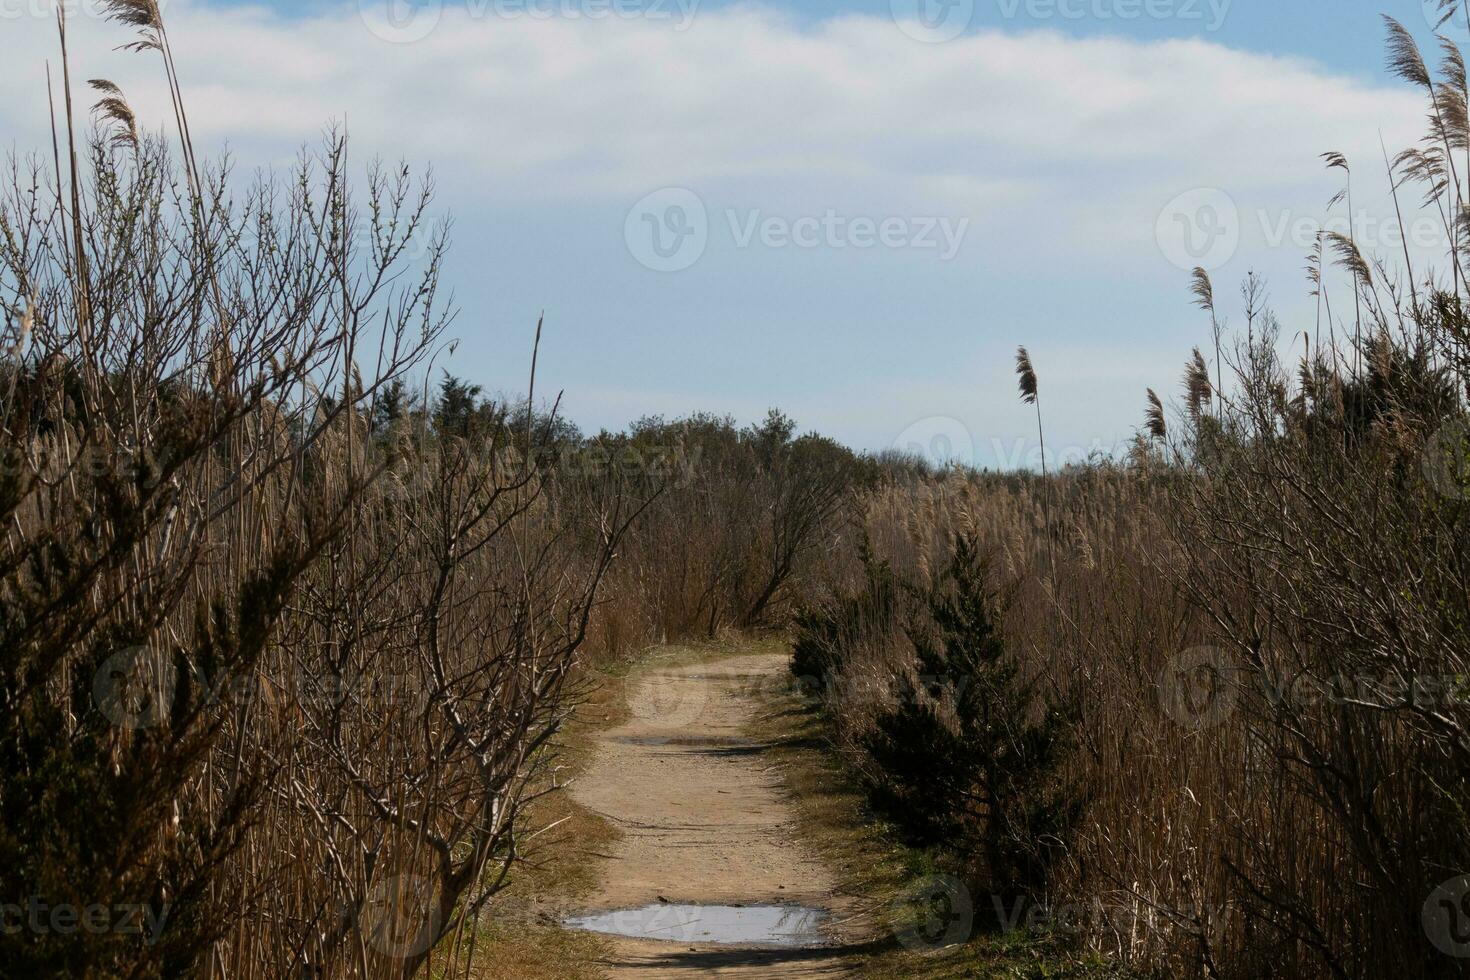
left=567, top=652, right=862, bottom=978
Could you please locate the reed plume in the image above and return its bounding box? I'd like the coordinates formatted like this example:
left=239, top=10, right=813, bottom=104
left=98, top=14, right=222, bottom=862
left=1144, top=388, right=1167, bottom=440
left=1185, top=348, right=1212, bottom=422
left=1190, top=267, right=1223, bottom=412
left=1327, top=231, right=1374, bottom=287
left=1385, top=16, right=1432, bottom=90
left=1426, top=0, right=1459, bottom=29
left=1015, top=346, right=1047, bottom=482
left=1016, top=346, right=1038, bottom=405
left=88, top=79, right=139, bottom=150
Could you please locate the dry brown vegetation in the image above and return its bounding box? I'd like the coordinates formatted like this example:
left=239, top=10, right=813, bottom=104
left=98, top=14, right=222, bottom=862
left=6, top=3, right=1470, bottom=980
left=0, top=5, right=635, bottom=978
left=788, top=16, right=1470, bottom=977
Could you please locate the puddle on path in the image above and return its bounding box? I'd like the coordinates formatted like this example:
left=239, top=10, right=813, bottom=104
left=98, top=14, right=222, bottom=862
left=564, top=903, right=830, bottom=947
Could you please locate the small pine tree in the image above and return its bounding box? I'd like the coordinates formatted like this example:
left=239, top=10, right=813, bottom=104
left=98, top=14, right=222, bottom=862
left=373, top=378, right=409, bottom=433
left=433, top=373, right=485, bottom=438
left=861, top=534, right=1080, bottom=902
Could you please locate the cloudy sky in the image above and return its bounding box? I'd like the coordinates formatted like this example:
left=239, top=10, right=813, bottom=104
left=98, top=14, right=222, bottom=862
left=0, top=0, right=1453, bottom=465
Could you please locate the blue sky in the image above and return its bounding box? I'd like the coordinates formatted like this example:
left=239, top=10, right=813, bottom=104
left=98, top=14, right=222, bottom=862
left=1, top=0, right=1456, bottom=466
left=226, top=0, right=1424, bottom=76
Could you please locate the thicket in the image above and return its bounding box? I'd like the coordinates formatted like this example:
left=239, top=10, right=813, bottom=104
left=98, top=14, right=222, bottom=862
left=789, top=14, right=1470, bottom=979
left=10, top=3, right=1470, bottom=979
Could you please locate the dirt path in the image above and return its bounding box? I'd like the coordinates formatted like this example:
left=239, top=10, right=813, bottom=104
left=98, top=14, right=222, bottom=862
left=567, top=650, right=864, bottom=978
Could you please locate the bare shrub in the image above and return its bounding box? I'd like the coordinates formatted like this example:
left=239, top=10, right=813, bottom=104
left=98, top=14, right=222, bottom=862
left=0, top=9, right=625, bottom=978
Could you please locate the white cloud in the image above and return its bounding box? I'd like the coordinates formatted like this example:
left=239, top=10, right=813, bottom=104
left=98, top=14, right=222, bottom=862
left=1, top=3, right=1423, bottom=204
left=0, top=1, right=1445, bottom=453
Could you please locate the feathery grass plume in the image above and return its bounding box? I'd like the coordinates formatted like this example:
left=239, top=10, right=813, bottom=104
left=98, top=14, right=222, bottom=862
left=1297, top=352, right=1314, bottom=395
left=1427, top=0, right=1459, bottom=29
left=1188, top=266, right=1214, bottom=314
left=1379, top=138, right=1425, bottom=317
left=1386, top=16, right=1461, bottom=257
left=1185, top=348, right=1212, bottom=422
left=1145, top=389, right=1167, bottom=440
left=1444, top=34, right=1468, bottom=87
left=98, top=0, right=161, bottom=48
left=1394, top=147, right=1452, bottom=205
left=1322, top=152, right=1366, bottom=371
left=1385, top=17, right=1433, bottom=90
left=1437, top=40, right=1469, bottom=147
left=1190, top=267, right=1224, bottom=415
left=1015, top=346, right=1038, bottom=405
left=1015, top=346, right=1049, bottom=515
left=1307, top=233, right=1331, bottom=356
left=88, top=79, right=138, bottom=151
left=1320, top=153, right=1359, bottom=246
left=98, top=0, right=159, bottom=26
left=1327, top=231, right=1374, bottom=287
left=1322, top=152, right=1352, bottom=211
left=1456, top=202, right=1470, bottom=248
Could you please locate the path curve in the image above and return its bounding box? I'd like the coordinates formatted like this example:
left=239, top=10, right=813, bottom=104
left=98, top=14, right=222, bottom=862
left=568, top=651, right=862, bottom=978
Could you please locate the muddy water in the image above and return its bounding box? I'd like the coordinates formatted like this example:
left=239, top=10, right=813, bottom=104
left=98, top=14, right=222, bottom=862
left=566, top=652, right=863, bottom=976
left=565, top=903, right=830, bottom=947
